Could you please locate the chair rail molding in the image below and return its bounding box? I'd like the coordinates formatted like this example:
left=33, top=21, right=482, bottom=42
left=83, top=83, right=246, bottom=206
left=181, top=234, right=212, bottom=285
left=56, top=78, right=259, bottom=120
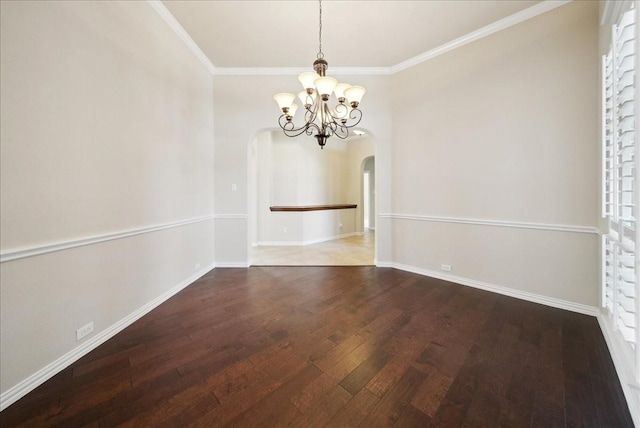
left=379, top=213, right=599, bottom=235
left=0, top=216, right=216, bottom=263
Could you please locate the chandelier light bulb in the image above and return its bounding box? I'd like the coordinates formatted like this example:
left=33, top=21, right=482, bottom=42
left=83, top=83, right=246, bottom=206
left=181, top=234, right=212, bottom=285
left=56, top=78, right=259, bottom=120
left=298, top=72, right=320, bottom=91
left=287, top=103, right=299, bottom=120
left=334, top=83, right=351, bottom=102
left=314, top=76, right=338, bottom=100
left=273, top=0, right=364, bottom=149
left=273, top=93, right=296, bottom=113
left=344, top=86, right=366, bottom=107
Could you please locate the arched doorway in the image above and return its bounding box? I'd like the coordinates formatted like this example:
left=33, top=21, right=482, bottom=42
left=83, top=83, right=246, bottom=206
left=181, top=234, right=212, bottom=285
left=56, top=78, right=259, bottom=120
left=248, top=129, right=375, bottom=265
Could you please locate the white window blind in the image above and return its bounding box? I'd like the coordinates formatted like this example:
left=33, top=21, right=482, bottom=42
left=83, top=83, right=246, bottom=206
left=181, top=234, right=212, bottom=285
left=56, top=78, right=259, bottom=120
left=604, top=51, right=614, bottom=218
left=603, top=6, right=637, bottom=355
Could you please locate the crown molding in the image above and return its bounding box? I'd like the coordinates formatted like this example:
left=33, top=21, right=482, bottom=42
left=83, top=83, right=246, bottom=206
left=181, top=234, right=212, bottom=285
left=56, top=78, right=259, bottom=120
left=391, top=0, right=571, bottom=74
left=152, top=0, right=570, bottom=77
left=213, top=66, right=392, bottom=76
left=600, top=0, right=634, bottom=26
left=213, top=67, right=306, bottom=76
left=147, top=0, right=215, bottom=75
left=210, top=0, right=571, bottom=77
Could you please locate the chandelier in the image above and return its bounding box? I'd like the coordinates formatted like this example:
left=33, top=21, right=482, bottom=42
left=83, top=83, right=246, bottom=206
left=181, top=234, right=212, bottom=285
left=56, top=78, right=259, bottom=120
left=273, top=0, right=365, bottom=149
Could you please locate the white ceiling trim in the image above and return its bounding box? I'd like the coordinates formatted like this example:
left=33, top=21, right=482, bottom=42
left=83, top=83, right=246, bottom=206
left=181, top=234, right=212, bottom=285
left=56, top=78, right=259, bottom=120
left=391, top=0, right=572, bottom=74
left=213, top=66, right=393, bottom=76
left=600, top=0, right=634, bottom=25
left=151, top=0, right=570, bottom=77
left=147, top=0, right=216, bottom=75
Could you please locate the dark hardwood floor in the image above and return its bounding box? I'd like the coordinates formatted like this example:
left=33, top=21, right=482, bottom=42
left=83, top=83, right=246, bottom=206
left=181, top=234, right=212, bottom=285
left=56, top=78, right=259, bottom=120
left=0, top=266, right=633, bottom=427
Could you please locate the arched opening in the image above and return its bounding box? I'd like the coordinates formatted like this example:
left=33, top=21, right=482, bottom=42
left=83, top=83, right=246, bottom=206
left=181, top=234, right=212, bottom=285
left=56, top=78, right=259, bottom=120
left=248, top=129, right=376, bottom=265
left=362, top=155, right=375, bottom=231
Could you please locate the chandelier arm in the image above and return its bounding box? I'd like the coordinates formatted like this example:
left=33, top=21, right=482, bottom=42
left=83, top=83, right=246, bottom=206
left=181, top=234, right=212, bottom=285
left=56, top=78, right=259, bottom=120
left=306, top=121, right=322, bottom=135
left=278, top=115, right=311, bottom=138
left=277, top=114, right=323, bottom=138
left=342, top=108, right=363, bottom=128
left=330, top=122, right=350, bottom=139
left=320, top=104, right=363, bottom=129
left=304, top=100, right=320, bottom=124
left=331, top=103, right=350, bottom=121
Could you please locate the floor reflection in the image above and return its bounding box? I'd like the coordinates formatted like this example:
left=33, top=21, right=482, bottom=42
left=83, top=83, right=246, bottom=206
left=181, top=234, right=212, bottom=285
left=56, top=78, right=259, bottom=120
left=251, top=230, right=374, bottom=266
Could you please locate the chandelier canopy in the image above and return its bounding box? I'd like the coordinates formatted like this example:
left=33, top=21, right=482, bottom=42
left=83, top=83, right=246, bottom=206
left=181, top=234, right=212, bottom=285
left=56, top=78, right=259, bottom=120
left=273, top=0, right=365, bottom=149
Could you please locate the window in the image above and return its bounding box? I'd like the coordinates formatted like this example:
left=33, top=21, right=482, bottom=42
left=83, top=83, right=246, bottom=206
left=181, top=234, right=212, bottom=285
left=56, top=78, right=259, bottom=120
left=602, top=4, right=638, bottom=362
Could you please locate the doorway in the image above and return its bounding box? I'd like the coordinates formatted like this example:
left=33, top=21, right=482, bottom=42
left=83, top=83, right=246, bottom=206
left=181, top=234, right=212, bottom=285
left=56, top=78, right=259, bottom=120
left=362, top=156, right=375, bottom=232
left=249, top=130, right=375, bottom=265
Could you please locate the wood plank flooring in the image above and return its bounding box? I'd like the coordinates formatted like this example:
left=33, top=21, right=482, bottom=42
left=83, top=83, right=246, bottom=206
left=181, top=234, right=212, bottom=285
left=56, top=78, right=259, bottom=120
left=0, top=266, right=633, bottom=427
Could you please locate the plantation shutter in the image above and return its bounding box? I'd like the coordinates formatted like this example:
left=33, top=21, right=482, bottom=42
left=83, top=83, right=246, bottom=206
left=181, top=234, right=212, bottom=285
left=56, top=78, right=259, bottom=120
left=603, top=6, right=637, bottom=349
left=603, top=51, right=614, bottom=218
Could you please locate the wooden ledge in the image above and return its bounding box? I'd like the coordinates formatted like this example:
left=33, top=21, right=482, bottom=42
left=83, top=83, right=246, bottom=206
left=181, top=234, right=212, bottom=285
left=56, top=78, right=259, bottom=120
left=270, top=204, right=357, bottom=212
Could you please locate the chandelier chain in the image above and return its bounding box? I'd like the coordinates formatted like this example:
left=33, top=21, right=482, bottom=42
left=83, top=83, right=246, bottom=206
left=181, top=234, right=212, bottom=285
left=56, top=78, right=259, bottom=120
left=317, top=0, right=324, bottom=59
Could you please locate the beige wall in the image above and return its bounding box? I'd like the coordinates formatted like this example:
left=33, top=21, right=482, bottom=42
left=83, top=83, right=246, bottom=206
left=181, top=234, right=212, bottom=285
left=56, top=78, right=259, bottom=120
left=390, top=1, right=600, bottom=307
left=0, top=0, right=603, bottom=410
left=0, top=1, right=214, bottom=397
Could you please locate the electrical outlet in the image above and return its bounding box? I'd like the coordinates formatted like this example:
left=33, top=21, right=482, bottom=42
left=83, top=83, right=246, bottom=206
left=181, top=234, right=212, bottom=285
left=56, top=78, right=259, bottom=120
left=283, top=226, right=288, bottom=233
left=76, top=322, right=94, bottom=341
left=339, top=223, right=343, bottom=228
left=441, top=264, right=452, bottom=272
left=195, top=262, right=201, bottom=271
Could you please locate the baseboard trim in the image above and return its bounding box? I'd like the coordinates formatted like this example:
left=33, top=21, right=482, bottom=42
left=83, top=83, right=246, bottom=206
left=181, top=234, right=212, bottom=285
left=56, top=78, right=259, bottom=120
left=257, top=241, right=306, bottom=246
left=257, top=232, right=356, bottom=247
left=303, top=232, right=357, bottom=246
left=597, top=313, right=640, bottom=426
left=214, top=214, right=248, bottom=220
left=215, top=262, right=251, bottom=268
left=0, top=262, right=215, bottom=412
left=386, top=262, right=598, bottom=316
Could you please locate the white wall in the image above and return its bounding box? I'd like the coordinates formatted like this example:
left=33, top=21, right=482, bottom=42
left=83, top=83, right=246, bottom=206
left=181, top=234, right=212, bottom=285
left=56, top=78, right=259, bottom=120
left=0, top=1, right=214, bottom=403
left=270, top=132, right=349, bottom=206
left=214, top=74, right=392, bottom=265
left=389, top=1, right=599, bottom=308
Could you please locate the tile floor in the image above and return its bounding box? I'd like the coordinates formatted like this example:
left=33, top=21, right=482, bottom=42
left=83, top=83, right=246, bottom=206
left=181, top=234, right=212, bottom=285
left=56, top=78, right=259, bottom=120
left=250, top=230, right=375, bottom=266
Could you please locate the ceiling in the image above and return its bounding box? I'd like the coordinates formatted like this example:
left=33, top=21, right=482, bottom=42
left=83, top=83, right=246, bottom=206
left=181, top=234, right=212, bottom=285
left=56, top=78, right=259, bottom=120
left=162, top=0, right=542, bottom=69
